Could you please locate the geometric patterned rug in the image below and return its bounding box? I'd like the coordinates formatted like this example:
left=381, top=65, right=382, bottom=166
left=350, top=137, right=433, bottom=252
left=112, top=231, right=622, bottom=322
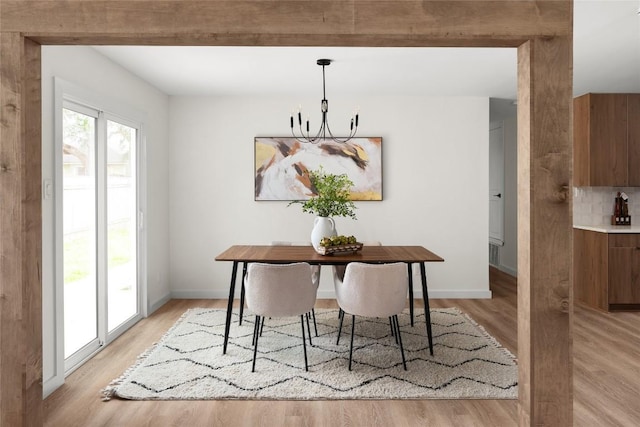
left=102, top=308, right=517, bottom=401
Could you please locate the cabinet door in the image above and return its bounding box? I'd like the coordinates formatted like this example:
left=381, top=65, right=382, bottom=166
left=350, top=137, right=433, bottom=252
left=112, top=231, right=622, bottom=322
left=574, top=229, right=609, bottom=310
left=628, top=94, right=640, bottom=186
left=589, top=94, right=628, bottom=186
left=573, top=95, right=590, bottom=186
left=608, top=234, right=640, bottom=305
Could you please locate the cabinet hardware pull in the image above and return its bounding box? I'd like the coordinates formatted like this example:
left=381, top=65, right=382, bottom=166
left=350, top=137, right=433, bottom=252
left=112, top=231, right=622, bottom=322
left=636, top=247, right=640, bottom=250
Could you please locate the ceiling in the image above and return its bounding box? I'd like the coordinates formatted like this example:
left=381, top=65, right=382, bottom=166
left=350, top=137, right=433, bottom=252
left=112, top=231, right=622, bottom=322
left=93, top=1, right=640, bottom=99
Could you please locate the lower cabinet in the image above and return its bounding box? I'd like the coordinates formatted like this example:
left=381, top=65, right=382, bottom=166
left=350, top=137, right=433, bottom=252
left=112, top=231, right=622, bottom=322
left=574, top=229, right=640, bottom=311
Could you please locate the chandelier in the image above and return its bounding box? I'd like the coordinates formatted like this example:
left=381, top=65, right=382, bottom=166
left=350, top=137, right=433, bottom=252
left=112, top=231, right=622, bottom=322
left=289, top=59, right=359, bottom=144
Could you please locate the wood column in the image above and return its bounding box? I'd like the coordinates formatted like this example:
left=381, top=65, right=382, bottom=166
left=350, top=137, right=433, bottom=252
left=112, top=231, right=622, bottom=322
left=517, top=36, right=573, bottom=426
left=0, top=33, right=43, bottom=426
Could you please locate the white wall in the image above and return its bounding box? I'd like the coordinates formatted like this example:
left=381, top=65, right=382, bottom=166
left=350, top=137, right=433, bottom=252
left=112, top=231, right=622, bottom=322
left=41, top=46, right=171, bottom=394
left=169, top=95, right=490, bottom=299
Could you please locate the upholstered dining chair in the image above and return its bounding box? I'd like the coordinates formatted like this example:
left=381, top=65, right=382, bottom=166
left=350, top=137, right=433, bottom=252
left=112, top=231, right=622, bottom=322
left=335, top=262, right=408, bottom=371
left=270, top=241, right=320, bottom=336
left=238, top=241, right=321, bottom=333
left=333, top=241, right=381, bottom=321
left=332, top=240, right=381, bottom=281
left=244, top=262, right=317, bottom=372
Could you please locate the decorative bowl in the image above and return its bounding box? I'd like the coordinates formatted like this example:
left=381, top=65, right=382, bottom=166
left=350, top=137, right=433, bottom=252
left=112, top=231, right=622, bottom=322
left=316, top=242, right=363, bottom=256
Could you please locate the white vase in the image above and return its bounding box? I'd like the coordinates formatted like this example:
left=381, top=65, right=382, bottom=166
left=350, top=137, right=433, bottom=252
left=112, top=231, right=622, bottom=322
left=311, top=217, right=337, bottom=250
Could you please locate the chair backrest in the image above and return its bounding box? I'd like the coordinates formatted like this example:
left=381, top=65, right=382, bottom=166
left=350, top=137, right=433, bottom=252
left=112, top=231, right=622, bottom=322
left=271, top=241, right=320, bottom=287
left=245, top=262, right=317, bottom=317
left=337, top=262, right=407, bottom=318
left=333, top=241, right=382, bottom=283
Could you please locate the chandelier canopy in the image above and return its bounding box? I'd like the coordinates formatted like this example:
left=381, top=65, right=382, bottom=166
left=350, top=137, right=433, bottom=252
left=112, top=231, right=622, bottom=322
left=289, top=59, right=359, bottom=144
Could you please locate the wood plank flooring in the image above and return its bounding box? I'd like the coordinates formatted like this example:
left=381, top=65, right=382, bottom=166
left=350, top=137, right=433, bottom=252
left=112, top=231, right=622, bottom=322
left=44, top=268, right=640, bottom=426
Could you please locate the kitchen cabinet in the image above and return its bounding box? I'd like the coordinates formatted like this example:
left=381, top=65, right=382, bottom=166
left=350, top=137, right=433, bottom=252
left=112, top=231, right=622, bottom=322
left=573, top=93, right=640, bottom=186
left=574, top=228, right=640, bottom=311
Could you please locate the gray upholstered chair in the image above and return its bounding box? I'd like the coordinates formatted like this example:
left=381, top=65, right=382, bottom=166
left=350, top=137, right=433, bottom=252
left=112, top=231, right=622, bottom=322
left=335, top=262, right=408, bottom=371
left=244, top=262, right=317, bottom=372
left=333, top=241, right=381, bottom=321
left=239, top=241, right=320, bottom=331
left=270, top=241, right=320, bottom=336
left=332, top=241, right=381, bottom=285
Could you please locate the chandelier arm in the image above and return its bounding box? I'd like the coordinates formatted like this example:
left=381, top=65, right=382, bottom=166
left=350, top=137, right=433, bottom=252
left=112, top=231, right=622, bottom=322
left=289, top=58, right=359, bottom=144
left=291, top=119, right=325, bottom=144
left=324, top=117, right=357, bottom=144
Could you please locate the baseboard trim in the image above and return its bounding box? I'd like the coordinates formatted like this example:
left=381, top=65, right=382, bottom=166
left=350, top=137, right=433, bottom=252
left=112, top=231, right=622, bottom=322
left=172, top=289, right=492, bottom=300
left=497, top=264, right=517, bottom=277
left=43, top=376, right=64, bottom=399
left=149, top=293, right=171, bottom=315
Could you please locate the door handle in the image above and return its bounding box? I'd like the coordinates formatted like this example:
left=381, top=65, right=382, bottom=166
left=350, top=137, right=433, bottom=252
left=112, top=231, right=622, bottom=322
left=493, top=193, right=502, bottom=198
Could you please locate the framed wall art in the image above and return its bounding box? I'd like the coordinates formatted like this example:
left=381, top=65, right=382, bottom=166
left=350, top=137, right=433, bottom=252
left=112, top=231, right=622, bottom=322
left=254, top=137, right=382, bottom=201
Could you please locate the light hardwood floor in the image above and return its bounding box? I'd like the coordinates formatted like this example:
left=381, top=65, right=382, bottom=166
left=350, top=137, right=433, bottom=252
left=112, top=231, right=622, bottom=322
left=44, top=268, right=640, bottom=426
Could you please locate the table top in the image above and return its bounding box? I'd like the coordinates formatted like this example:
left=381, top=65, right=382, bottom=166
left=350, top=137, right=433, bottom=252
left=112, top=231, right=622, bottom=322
left=215, top=245, right=444, bottom=264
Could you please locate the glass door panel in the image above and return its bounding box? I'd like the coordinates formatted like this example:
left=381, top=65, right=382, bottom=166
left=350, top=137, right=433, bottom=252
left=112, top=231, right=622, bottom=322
left=62, top=108, right=98, bottom=359
left=106, top=120, right=138, bottom=332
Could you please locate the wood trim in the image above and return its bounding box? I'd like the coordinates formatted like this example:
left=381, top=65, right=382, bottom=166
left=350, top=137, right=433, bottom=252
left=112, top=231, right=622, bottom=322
left=0, top=33, right=43, bottom=427
left=517, top=35, right=573, bottom=426
left=2, top=1, right=571, bottom=42
left=0, top=0, right=574, bottom=425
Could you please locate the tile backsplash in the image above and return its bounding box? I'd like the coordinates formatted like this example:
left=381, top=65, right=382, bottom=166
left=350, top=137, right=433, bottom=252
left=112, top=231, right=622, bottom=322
left=573, top=187, right=640, bottom=225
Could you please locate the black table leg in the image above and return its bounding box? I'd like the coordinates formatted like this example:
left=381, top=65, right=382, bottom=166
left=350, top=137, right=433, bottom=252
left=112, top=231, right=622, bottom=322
left=419, top=262, right=434, bottom=355
left=223, top=261, right=239, bottom=355
left=238, top=262, right=248, bottom=325
left=407, top=263, right=414, bottom=327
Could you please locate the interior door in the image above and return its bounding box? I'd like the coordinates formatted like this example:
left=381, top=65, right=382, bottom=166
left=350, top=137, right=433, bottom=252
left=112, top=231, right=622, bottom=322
left=489, top=122, right=505, bottom=245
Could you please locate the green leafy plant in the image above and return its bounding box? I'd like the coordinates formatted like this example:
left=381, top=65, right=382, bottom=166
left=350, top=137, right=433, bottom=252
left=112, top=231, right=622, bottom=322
left=289, top=166, right=357, bottom=219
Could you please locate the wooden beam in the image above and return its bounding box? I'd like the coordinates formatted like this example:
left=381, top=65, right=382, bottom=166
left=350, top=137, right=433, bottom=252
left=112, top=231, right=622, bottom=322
left=2, top=1, right=571, bottom=44
left=0, top=0, right=574, bottom=425
left=0, top=33, right=43, bottom=427
left=517, top=35, right=573, bottom=425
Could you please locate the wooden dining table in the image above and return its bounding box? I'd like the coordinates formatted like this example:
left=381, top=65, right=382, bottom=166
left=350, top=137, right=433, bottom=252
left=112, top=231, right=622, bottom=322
left=215, top=245, right=444, bottom=356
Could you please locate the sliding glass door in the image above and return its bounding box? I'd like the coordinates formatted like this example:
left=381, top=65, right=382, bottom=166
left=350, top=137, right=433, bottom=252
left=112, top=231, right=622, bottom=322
left=62, top=107, right=99, bottom=361
left=61, top=100, right=141, bottom=372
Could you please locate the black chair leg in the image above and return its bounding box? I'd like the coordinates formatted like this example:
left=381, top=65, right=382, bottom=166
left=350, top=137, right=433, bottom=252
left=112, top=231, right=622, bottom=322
left=348, top=314, right=356, bottom=371
left=337, top=308, right=345, bottom=345
left=389, top=317, right=396, bottom=341
left=311, top=308, right=318, bottom=336
left=259, top=316, right=265, bottom=336
left=239, top=262, right=248, bottom=325
left=305, top=313, right=313, bottom=346
left=301, top=315, right=309, bottom=371
left=393, top=315, right=407, bottom=371
left=252, top=315, right=260, bottom=372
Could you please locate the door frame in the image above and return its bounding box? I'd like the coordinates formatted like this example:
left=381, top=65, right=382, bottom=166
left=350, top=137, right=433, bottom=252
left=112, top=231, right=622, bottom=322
left=48, top=77, right=147, bottom=392
left=0, top=2, right=573, bottom=425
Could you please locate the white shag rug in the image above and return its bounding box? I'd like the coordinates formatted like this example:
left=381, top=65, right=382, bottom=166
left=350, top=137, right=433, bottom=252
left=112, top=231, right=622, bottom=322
left=102, top=308, right=517, bottom=400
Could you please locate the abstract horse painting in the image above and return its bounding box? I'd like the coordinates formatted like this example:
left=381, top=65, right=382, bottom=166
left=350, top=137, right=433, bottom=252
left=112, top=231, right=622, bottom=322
left=254, top=137, right=382, bottom=201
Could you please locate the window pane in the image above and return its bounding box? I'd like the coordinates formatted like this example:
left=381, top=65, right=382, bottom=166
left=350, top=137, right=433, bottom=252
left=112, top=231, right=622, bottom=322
left=106, top=120, right=138, bottom=332
left=62, top=108, right=97, bottom=358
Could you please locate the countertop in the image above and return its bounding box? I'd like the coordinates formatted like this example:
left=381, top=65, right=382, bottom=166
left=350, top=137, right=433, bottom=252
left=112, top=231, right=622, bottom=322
left=573, top=224, right=640, bottom=233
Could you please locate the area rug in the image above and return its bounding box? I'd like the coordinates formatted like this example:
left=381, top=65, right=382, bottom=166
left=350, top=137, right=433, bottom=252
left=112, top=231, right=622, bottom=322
left=102, top=308, right=517, bottom=400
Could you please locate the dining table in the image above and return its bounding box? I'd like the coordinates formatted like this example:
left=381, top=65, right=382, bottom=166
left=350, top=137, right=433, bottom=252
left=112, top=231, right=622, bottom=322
left=215, top=244, right=444, bottom=356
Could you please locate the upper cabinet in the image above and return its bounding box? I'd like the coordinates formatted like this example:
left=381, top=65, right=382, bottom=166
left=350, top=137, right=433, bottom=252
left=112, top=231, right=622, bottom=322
left=574, top=93, right=640, bottom=187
